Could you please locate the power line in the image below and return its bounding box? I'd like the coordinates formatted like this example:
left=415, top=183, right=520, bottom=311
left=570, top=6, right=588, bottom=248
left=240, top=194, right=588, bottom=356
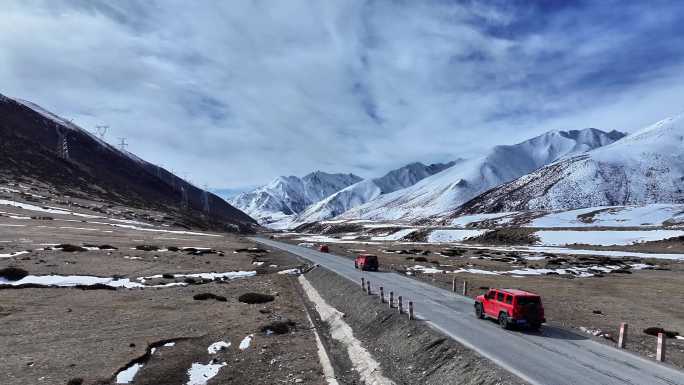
left=95, top=125, right=108, bottom=140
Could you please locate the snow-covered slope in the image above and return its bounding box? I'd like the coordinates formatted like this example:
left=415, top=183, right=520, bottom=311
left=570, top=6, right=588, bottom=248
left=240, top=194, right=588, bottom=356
left=456, top=114, right=684, bottom=214
left=295, top=161, right=457, bottom=224
left=338, top=128, right=625, bottom=221
left=229, top=171, right=361, bottom=228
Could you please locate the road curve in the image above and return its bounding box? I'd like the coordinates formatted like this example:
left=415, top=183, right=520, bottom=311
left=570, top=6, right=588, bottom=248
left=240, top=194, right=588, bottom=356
left=252, top=237, right=684, bottom=385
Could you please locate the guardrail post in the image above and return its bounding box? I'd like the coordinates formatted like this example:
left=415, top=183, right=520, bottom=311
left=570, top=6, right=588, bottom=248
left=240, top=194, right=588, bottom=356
left=389, top=292, right=394, bottom=308
left=398, top=296, right=403, bottom=314
left=380, top=287, right=384, bottom=303
left=409, top=301, right=414, bottom=320
left=366, top=281, right=371, bottom=295
left=618, top=323, right=628, bottom=349
left=657, top=333, right=666, bottom=362
left=361, top=277, right=365, bottom=290
left=462, top=280, right=468, bottom=296
left=452, top=277, right=456, bottom=292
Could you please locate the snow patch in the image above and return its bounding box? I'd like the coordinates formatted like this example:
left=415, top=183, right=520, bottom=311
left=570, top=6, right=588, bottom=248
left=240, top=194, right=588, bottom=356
left=536, top=230, right=684, bottom=246
left=371, top=228, right=418, bottom=241
left=116, top=363, right=143, bottom=384
left=208, top=341, right=231, bottom=354
left=186, top=361, right=227, bottom=385
left=239, top=334, right=253, bottom=350
left=0, top=251, right=29, bottom=258
left=427, top=229, right=489, bottom=243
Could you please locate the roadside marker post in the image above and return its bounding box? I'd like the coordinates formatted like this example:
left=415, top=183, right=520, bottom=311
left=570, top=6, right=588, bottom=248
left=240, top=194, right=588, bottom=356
left=452, top=277, right=456, bottom=292
left=618, top=323, right=628, bottom=349
left=657, top=333, right=666, bottom=362
left=380, top=287, right=384, bottom=303
left=361, top=277, right=365, bottom=291
left=409, top=301, right=414, bottom=320
left=389, top=292, right=394, bottom=308
left=398, top=296, right=403, bottom=314
left=367, top=281, right=371, bottom=295
left=462, top=281, right=468, bottom=296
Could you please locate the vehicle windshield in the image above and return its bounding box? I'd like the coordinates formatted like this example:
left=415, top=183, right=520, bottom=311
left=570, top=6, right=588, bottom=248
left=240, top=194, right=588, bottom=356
left=516, top=296, right=540, bottom=305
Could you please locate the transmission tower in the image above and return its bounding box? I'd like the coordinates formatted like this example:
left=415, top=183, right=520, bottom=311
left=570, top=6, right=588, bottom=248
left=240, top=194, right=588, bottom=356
left=118, top=137, right=128, bottom=152
left=56, top=128, right=69, bottom=160
left=95, top=125, right=108, bottom=140
left=202, top=184, right=210, bottom=213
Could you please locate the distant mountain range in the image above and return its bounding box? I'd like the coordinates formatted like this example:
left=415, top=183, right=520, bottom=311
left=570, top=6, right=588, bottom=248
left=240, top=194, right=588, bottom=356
left=233, top=127, right=629, bottom=228
left=337, top=128, right=625, bottom=222
left=228, top=171, right=362, bottom=228
left=0, top=93, right=256, bottom=232
left=293, top=161, right=459, bottom=225
left=455, top=114, right=684, bottom=215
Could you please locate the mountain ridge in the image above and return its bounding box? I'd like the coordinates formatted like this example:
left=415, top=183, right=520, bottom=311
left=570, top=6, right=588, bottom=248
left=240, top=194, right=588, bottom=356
left=229, top=171, right=362, bottom=228
left=293, top=160, right=459, bottom=225
left=454, top=114, right=684, bottom=215
left=336, top=127, right=626, bottom=222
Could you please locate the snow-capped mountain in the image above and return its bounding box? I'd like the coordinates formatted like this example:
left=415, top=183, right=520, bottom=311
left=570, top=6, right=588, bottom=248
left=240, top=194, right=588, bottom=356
left=295, top=161, right=458, bottom=224
left=229, top=171, right=362, bottom=228
left=337, top=128, right=625, bottom=221
left=455, top=114, right=684, bottom=215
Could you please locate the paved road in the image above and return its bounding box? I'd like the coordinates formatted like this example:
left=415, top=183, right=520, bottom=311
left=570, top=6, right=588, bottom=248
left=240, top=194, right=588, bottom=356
left=252, top=237, right=684, bottom=385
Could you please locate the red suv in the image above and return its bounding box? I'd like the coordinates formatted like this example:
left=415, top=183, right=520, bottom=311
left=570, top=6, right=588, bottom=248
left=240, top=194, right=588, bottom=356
left=475, top=288, right=545, bottom=330
left=319, top=244, right=329, bottom=253
left=354, top=254, right=378, bottom=271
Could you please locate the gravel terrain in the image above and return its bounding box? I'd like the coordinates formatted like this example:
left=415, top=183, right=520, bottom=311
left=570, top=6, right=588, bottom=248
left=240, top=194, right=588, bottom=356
left=278, top=234, right=684, bottom=369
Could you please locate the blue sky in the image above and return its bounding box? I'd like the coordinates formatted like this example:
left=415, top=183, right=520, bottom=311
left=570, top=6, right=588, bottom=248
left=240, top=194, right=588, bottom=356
left=2, top=0, right=684, bottom=189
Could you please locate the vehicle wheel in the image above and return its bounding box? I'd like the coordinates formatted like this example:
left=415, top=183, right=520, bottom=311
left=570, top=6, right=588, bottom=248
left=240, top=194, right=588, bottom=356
left=530, top=322, right=542, bottom=331
left=498, top=313, right=510, bottom=330
left=354, top=262, right=358, bottom=269
left=475, top=304, right=484, bottom=319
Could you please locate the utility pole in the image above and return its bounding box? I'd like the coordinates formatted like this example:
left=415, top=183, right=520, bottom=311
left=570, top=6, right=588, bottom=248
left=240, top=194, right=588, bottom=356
left=95, top=125, right=108, bottom=140
left=118, top=137, right=128, bottom=152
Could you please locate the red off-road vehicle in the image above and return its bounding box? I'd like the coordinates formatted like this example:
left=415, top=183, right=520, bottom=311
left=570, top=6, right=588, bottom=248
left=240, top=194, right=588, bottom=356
left=318, top=244, right=329, bottom=253
left=354, top=254, right=378, bottom=271
left=474, top=288, right=545, bottom=330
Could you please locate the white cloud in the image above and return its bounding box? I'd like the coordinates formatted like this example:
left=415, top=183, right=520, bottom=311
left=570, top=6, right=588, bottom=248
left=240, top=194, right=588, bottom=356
left=1, top=1, right=683, bottom=188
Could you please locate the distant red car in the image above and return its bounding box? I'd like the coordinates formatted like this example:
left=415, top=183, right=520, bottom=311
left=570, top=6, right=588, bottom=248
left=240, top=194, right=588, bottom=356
left=475, top=288, right=545, bottom=330
left=354, top=254, right=378, bottom=271
left=318, top=244, right=329, bottom=253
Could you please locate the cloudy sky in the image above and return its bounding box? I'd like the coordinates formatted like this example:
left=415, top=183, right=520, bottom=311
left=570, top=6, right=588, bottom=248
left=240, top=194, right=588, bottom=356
left=3, top=1, right=684, bottom=191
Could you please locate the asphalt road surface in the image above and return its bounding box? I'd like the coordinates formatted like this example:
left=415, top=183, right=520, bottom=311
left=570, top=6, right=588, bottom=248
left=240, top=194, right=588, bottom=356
left=252, top=237, right=684, bottom=385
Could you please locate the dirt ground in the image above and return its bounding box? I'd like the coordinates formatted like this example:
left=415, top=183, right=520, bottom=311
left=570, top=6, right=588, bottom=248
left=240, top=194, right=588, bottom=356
left=0, top=208, right=328, bottom=385
left=278, top=234, right=684, bottom=368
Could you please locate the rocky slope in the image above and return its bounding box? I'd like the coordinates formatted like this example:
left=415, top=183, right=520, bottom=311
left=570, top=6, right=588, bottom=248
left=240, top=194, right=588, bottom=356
left=0, top=93, right=256, bottom=232
left=338, top=128, right=625, bottom=221
left=455, top=114, right=684, bottom=215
